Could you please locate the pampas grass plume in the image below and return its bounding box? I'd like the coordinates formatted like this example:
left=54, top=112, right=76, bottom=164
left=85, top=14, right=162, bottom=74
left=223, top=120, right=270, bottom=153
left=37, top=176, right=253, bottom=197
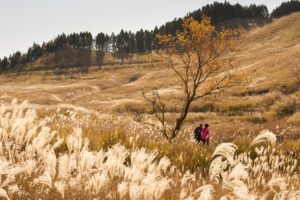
left=252, top=130, right=277, bottom=145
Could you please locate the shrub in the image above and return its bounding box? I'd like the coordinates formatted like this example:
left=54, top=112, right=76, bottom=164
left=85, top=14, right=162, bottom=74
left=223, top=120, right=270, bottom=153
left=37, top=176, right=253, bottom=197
left=112, top=102, right=151, bottom=114
left=288, top=112, right=300, bottom=125
left=272, top=98, right=298, bottom=117
left=241, top=115, right=268, bottom=124
left=258, top=93, right=281, bottom=111
left=190, top=101, right=216, bottom=112
left=276, top=82, right=299, bottom=94
left=218, top=101, right=258, bottom=116
left=232, top=87, right=270, bottom=96
left=128, top=74, right=142, bottom=82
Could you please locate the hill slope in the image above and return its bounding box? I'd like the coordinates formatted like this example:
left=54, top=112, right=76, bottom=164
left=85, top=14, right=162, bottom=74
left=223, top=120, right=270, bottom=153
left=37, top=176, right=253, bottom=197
left=0, top=13, right=299, bottom=137
left=234, top=12, right=300, bottom=93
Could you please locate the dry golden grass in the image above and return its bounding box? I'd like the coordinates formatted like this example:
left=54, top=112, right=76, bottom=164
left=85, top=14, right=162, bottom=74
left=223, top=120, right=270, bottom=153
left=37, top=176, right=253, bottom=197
left=0, top=13, right=299, bottom=140
left=0, top=99, right=298, bottom=199
left=1, top=13, right=300, bottom=200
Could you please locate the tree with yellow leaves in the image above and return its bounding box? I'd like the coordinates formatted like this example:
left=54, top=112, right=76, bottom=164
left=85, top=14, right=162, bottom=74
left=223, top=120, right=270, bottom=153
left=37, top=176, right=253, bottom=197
left=143, top=16, right=239, bottom=141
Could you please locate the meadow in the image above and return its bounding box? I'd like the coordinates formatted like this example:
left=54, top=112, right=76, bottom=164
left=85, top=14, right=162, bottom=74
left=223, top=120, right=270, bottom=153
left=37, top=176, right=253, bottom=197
left=0, top=13, right=299, bottom=200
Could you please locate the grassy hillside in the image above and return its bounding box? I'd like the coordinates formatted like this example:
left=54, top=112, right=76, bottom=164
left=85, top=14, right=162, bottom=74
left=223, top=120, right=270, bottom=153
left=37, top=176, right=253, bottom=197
left=0, top=13, right=299, bottom=200
left=1, top=13, right=299, bottom=131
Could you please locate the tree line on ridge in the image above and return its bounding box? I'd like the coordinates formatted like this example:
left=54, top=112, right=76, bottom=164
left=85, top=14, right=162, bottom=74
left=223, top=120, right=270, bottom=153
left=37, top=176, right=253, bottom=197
left=0, top=1, right=299, bottom=74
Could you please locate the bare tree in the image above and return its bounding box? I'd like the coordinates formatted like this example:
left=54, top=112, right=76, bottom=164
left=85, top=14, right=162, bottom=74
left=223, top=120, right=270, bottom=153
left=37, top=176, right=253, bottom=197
left=142, top=89, right=168, bottom=138
left=143, top=16, right=239, bottom=141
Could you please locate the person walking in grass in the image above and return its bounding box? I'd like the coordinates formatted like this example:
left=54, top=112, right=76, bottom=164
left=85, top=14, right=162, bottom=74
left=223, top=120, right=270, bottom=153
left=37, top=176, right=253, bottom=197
left=194, top=123, right=203, bottom=144
left=201, top=124, right=210, bottom=145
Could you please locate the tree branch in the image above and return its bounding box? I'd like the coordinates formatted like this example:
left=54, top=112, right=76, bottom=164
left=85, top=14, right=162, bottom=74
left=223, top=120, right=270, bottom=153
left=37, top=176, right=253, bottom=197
left=142, top=89, right=169, bottom=140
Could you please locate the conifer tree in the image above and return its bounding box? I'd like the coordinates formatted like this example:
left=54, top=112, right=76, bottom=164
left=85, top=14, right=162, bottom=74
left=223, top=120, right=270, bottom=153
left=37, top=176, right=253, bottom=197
left=27, top=43, right=44, bottom=62
left=110, top=33, right=117, bottom=53
left=0, top=57, right=9, bottom=73
left=9, top=51, right=22, bottom=70
left=95, top=32, right=107, bottom=68
left=135, top=29, right=145, bottom=53
left=144, top=30, right=153, bottom=52
left=96, top=32, right=106, bottom=51
left=128, top=32, right=136, bottom=53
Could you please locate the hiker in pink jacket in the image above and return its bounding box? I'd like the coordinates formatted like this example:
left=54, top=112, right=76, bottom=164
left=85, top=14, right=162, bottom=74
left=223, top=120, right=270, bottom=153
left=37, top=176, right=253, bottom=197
left=201, top=124, right=210, bottom=145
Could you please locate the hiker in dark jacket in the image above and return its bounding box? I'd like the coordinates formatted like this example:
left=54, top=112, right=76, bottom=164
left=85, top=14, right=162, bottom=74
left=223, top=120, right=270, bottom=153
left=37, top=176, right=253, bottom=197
left=194, top=123, right=203, bottom=144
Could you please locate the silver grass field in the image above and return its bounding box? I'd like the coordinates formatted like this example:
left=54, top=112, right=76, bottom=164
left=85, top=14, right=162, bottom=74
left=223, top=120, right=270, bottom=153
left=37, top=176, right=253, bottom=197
left=0, top=99, right=299, bottom=200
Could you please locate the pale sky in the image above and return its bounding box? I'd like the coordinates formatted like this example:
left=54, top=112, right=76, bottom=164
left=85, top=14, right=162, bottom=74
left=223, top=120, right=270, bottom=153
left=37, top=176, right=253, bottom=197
left=0, top=0, right=288, bottom=58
